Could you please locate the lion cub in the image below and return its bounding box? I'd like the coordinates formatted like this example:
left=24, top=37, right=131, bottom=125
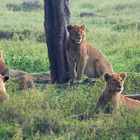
left=0, top=74, right=9, bottom=102
left=95, top=73, right=140, bottom=113
left=66, top=24, right=114, bottom=84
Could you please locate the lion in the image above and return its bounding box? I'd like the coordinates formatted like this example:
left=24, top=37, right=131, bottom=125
left=95, top=73, right=140, bottom=113
left=66, top=24, right=114, bottom=84
left=9, top=69, right=35, bottom=90
left=0, top=51, right=34, bottom=90
left=0, top=74, right=10, bottom=102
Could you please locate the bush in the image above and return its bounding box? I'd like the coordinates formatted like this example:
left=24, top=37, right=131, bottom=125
left=0, top=30, right=14, bottom=40
left=112, top=22, right=140, bottom=31
left=6, top=1, right=42, bottom=12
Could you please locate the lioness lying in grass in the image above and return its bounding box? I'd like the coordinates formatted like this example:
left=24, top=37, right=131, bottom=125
left=95, top=73, right=140, bottom=113
left=0, top=51, right=34, bottom=90
left=9, top=69, right=35, bottom=90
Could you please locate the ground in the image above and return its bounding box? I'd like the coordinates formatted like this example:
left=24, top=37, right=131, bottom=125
left=0, top=0, right=140, bottom=139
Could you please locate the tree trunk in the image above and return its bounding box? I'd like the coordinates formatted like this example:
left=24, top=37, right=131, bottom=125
left=44, top=0, right=70, bottom=83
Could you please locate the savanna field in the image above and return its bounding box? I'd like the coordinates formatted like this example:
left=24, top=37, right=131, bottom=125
left=0, top=0, right=140, bottom=139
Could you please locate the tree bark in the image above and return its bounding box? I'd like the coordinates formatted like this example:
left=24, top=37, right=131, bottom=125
left=44, top=0, right=70, bottom=83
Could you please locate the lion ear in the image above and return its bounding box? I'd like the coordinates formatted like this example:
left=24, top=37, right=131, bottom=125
left=119, top=73, right=126, bottom=80
left=3, top=75, right=9, bottom=83
left=104, top=73, right=111, bottom=81
left=0, top=75, right=8, bottom=83
left=67, top=25, right=73, bottom=32
left=80, top=25, right=86, bottom=31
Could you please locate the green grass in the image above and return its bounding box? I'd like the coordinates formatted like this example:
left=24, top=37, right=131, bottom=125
left=0, top=0, right=140, bottom=139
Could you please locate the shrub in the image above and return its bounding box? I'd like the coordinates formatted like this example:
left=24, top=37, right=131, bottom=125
left=6, top=1, right=42, bottom=12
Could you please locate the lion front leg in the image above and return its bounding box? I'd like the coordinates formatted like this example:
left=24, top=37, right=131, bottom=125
left=94, top=95, right=107, bottom=113
left=69, top=65, right=77, bottom=83
left=76, top=57, right=87, bottom=83
left=67, top=56, right=77, bottom=83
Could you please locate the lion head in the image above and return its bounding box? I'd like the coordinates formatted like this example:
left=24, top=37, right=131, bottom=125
left=67, top=24, right=86, bottom=44
left=104, top=73, right=126, bottom=93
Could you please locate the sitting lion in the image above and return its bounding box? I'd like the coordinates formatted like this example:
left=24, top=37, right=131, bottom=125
left=66, top=24, right=114, bottom=84
left=95, top=73, right=140, bottom=113
left=0, top=74, right=9, bottom=102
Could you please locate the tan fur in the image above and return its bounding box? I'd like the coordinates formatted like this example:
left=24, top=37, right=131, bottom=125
left=66, top=24, right=114, bottom=83
left=0, top=51, right=9, bottom=77
left=95, top=73, right=140, bottom=113
left=9, top=69, right=35, bottom=90
left=0, top=75, right=9, bottom=102
left=0, top=51, right=10, bottom=101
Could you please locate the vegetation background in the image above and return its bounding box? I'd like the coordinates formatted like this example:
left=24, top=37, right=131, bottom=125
left=0, top=0, right=140, bottom=139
